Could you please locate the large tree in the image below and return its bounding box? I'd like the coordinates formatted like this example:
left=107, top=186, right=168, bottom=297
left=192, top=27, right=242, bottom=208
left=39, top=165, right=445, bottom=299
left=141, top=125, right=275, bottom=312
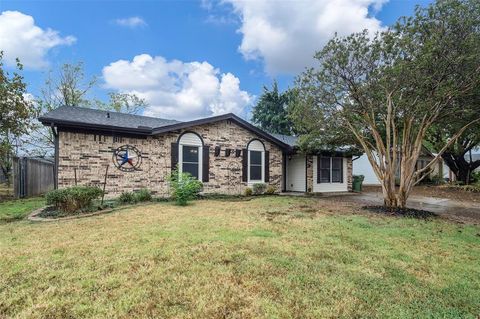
left=291, top=0, right=480, bottom=208
left=426, top=75, right=480, bottom=184
left=251, top=80, right=297, bottom=135
left=26, top=62, right=148, bottom=156
left=0, top=52, right=37, bottom=183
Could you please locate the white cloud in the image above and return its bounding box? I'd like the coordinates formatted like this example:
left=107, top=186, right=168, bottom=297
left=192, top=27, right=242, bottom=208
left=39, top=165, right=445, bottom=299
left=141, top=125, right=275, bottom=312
left=222, top=0, right=386, bottom=75
left=0, top=11, right=76, bottom=69
left=102, top=54, right=253, bottom=120
left=114, top=16, right=147, bottom=28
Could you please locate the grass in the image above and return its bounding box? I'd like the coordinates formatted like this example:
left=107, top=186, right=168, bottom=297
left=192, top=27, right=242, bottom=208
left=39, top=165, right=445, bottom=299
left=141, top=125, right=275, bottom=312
left=0, top=196, right=479, bottom=318
left=0, top=197, right=45, bottom=223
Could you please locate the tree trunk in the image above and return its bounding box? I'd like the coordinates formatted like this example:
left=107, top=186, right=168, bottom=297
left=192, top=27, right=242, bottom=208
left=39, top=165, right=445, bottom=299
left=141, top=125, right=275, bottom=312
left=442, top=152, right=480, bottom=184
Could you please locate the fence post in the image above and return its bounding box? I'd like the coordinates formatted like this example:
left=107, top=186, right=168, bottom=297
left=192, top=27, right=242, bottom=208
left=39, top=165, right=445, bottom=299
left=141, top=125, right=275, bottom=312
left=101, top=165, right=108, bottom=205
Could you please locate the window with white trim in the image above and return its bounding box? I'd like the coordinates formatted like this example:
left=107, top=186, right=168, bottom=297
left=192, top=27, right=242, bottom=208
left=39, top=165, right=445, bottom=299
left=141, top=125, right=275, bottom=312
left=318, top=157, right=343, bottom=183
left=178, top=133, right=202, bottom=180
left=248, top=139, right=264, bottom=182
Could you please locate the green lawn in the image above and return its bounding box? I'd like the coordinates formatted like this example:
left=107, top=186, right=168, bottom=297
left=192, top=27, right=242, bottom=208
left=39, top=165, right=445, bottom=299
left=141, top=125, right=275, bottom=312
left=0, top=196, right=479, bottom=318
left=0, top=197, right=45, bottom=223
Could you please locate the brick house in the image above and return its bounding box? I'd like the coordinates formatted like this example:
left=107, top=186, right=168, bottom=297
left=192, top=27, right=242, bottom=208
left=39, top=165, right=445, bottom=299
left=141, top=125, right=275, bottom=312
left=39, top=106, right=352, bottom=197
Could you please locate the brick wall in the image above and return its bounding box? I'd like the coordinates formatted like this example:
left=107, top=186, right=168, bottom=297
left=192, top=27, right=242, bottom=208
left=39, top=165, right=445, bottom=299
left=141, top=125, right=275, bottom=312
left=58, top=120, right=283, bottom=197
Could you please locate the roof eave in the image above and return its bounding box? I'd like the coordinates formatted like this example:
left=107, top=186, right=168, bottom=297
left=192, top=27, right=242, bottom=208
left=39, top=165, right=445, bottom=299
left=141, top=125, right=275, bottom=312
left=39, top=117, right=152, bottom=136
left=39, top=113, right=292, bottom=150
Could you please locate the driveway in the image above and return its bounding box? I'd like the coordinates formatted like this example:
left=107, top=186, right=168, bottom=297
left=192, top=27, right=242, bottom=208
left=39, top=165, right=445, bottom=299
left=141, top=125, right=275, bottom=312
left=335, top=191, right=480, bottom=225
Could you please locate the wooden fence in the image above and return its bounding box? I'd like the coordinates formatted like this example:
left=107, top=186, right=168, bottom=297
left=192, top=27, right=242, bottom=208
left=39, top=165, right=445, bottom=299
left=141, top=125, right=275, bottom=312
left=13, top=157, right=55, bottom=198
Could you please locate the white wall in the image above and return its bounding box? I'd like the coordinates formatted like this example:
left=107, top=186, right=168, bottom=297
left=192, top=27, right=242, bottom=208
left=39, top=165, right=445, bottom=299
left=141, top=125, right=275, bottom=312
left=312, top=156, right=348, bottom=192
left=352, top=154, right=380, bottom=185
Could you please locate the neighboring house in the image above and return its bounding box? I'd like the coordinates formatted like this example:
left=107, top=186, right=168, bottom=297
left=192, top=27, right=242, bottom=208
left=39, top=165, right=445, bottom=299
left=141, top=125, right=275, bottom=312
left=39, top=106, right=353, bottom=197
left=353, top=149, right=442, bottom=185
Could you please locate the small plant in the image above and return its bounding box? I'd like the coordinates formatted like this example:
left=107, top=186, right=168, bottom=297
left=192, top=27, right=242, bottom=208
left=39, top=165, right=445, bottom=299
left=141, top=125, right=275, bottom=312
left=265, top=186, right=276, bottom=195
left=244, top=187, right=253, bottom=196
left=252, top=183, right=267, bottom=195
left=119, top=191, right=137, bottom=204
left=135, top=188, right=152, bottom=202
left=45, top=186, right=103, bottom=214
left=167, top=167, right=203, bottom=206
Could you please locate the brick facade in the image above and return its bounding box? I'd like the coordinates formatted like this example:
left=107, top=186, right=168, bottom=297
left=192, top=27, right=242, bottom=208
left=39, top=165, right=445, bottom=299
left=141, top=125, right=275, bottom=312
left=58, top=120, right=283, bottom=197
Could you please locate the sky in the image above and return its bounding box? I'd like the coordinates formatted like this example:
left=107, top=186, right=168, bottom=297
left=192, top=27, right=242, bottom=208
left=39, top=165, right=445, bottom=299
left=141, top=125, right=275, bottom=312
left=0, top=0, right=432, bottom=121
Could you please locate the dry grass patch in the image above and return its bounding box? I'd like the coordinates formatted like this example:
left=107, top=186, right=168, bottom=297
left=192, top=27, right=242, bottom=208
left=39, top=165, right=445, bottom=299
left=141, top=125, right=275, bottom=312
left=0, top=196, right=479, bottom=318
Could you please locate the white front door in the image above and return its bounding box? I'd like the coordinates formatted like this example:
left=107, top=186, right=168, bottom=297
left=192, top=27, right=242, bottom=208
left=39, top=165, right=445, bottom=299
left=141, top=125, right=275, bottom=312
left=287, top=155, right=306, bottom=192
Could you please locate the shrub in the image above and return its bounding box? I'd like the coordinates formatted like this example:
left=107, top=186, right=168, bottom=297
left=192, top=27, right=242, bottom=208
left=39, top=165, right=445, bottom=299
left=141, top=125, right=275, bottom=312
left=119, top=191, right=137, bottom=204
left=265, top=186, right=276, bottom=195
left=252, top=183, right=267, bottom=195
left=46, top=186, right=103, bottom=214
left=471, top=171, right=480, bottom=183
left=167, top=167, right=203, bottom=206
left=244, top=187, right=253, bottom=196
left=135, top=188, right=152, bottom=202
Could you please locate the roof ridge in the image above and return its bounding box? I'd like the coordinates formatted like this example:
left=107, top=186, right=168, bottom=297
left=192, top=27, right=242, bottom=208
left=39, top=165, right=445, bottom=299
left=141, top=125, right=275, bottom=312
left=59, top=105, right=180, bottom=122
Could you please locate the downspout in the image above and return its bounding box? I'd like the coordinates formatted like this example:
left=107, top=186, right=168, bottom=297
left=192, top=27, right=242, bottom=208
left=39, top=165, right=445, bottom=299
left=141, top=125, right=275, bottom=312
left=51, top=125, right=59, bottom=189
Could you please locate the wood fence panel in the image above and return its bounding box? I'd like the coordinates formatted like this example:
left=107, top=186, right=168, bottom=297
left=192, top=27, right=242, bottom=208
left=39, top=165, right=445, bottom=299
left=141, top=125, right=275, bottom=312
left=13, top=157, right=54, bottom=198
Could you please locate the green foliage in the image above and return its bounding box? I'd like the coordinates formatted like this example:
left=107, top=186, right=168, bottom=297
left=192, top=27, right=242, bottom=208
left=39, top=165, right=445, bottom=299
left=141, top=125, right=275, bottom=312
left=0, top=52, right=37, bottom=182
left=265, top=186, right=276, bottom=195
left=167, top=167, right=203, bottom=206
left=119, top=191, right=137, bottom=204
left=251, top=80, right=297, bottom=135
left=135, top=188, right=152, bottom=202
left=291, top=0, right=480, bottom=207
left=45, top=186, right=103, bottom=214
left=252, top=183, right=267, bottom=195
left=471, top=171, right=480, bottom=183
left=244, top=187, right=253, bottom=196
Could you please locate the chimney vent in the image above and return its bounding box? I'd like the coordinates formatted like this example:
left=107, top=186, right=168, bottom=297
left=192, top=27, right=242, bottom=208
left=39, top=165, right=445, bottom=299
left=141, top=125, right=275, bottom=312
left=106, top=112, right=110, bottom=119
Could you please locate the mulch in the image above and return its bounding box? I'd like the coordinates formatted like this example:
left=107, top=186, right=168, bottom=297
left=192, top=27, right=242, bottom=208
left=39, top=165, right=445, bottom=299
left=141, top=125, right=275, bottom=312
left=362, top=205, right=438, bottom=219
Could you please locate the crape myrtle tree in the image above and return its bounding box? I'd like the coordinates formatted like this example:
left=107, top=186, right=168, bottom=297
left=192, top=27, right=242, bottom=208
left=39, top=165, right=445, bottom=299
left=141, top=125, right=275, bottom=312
left=251, top=80, right=298, bottom=135
left=0, top=52, right=37, bottom=184
left=291, top=0, right=480, bottom=208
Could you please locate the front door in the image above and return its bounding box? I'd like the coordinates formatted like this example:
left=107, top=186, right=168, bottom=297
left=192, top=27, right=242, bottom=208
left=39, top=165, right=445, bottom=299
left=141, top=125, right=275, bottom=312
left=287, top=155, right=306, bottom=192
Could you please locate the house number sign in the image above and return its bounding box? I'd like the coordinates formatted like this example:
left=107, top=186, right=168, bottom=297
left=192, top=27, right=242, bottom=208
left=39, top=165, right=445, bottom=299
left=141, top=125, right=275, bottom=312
left=112, top=145, right=142, bottom=172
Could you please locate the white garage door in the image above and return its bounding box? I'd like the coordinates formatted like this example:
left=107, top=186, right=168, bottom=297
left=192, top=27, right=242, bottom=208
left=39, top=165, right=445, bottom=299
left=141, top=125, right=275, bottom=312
left=287, top=155, right=306, bottom=192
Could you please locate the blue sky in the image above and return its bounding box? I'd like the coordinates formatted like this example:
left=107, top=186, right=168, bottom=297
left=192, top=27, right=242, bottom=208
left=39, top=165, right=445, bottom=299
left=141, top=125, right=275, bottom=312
left=1, top=0, right=431, bottom=120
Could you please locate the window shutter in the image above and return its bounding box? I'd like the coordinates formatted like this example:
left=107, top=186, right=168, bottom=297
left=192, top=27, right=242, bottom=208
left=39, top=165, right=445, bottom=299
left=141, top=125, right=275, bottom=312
left=242, top=148, right=248, bottom=182
left=264, top=151, right=270, bottom=183
left=317, top=156, right=321, bottom=183
left=202, top=145, right=209, bottom=182
left=340, top=157, right=344, bottom=183
left=171, top=142, right=178, bottom=171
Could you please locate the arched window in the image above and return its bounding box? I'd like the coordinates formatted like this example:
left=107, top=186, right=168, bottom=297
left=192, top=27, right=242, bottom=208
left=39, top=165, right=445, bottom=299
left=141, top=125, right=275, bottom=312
left=247, top=139, right=265, bottom=182
left=178, top=132, right=203, bottom=180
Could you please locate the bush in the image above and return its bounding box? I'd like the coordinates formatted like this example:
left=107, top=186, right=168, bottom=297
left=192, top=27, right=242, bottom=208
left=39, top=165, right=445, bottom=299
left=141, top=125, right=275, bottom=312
left=135, top=188, right=152, bottom=202
left=265, top=186, right=276, bottom=195
left=471, top=171, right=480, bottom=183
left=244, top=187, right=253, bottom=196
left=252, top=183, right=267, bottom=195
left=46, top=186, right=103, bottom=214
left=119, top=191, right=137, bottom=204
left=167, top=167, right=203, bottom=206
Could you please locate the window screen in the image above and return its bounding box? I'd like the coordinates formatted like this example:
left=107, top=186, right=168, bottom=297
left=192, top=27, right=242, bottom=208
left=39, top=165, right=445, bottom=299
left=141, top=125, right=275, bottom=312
left=182, top=145, right=199, bottom=179
left=249, top=150, right=262, bottom=181
left=319, top=157, right=331, bottom=183
left=331, top=158, right=343, bottom=183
